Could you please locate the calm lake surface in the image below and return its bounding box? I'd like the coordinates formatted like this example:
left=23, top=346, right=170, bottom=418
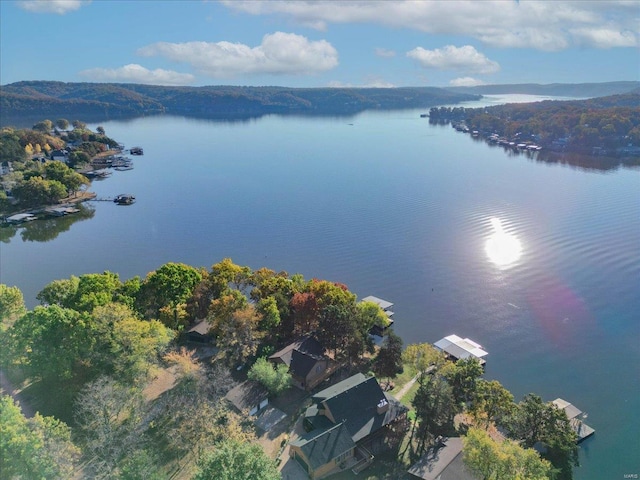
left=2, top=96, right=639, bottom=478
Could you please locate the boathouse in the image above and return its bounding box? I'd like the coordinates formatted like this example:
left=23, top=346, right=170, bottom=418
left=434, top=334, right=488, bottom=365
left=552, top=398, right=595, bottom=442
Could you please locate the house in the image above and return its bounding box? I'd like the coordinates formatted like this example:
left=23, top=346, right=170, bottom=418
left=433, top=334, right=488, bottom=366
left=50, top=149, right=68, bottom=162
left=225, top=380, right=269, bottom=417
left=289, top=373, right=408, bottom=479
left=185, top=319, right=213, bottom=343
left=269, top=336, right=336, bottom=390
left=408, top=437, right=478, bottom=480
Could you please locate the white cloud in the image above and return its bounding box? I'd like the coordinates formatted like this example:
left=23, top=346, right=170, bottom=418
left=570, top=27, right=638, bottom=48
left=407, top=45, right=500, bottom=74
left=375, top=48, right=396, bottom=58
left=79, top=64, right=195, bottom=86
left=449, top=77, right=486, bottom=87
left=221, top=0, right=639, bottom=50
left=18, top=0, right=90, bottom=14
left=137, top=32, right=338, bottom=78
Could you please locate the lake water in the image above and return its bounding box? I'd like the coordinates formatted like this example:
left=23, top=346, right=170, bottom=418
left=1, top=97, right=639, bottom=479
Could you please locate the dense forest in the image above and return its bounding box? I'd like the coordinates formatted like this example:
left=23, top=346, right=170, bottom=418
left=1, top=259, right=581, bottom=479
left=428, top=92, right=640, bottom=157
left=447, top=81, right=640, bottom=98
left=0, top=81, right=479, bottom=123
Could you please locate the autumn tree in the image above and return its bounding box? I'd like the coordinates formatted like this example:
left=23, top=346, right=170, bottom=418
left=214, top=305, right=264, bottom=366
left=463, top=427, right=552, bottom=480
left=74, top=376, right=145, bottom=478
left=403, top=343, right=447, bottom=383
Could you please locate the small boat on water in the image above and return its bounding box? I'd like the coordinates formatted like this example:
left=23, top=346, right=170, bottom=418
left=130, top=146, right=144, bottom=155
left=114, top=194, right=135, bottom=205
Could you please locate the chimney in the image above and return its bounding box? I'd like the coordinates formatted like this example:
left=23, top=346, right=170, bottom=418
left=377, top=398, right=389, bottom=414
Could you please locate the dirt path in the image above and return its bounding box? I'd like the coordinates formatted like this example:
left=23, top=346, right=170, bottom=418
left=395, top=373, right=419, bottom=400
left=0, top=369, right=35, bottom=418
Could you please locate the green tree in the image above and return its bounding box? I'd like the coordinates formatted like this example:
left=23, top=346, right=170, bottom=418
left=12, top=176, right=67, bottom=206
left=403, top=343, right=447, bottom=382
left=96, top=126, right=106, bottom=135
left=3, top=305, right=94, bottom=381
left=72, top=120, right=87, bottom=130
left=43, top=161, right=89, bottom=195
left=355, top=300, right=391, bottom=332
left=71, top=271, right=123, bottom=312
left=0, top=284, right=26, bottom=331
left=55, top=118, right=70, bottom=131
left=470, top=379, right=515, bottom=427
left=137, top=262, right=202, bottom=327
left=193, top=439, right=280, bottom=480
left=372, top=330, right=404, bottom=389
left=463, top=427, right=552, bottom=480
left=32, top=119, right=53, bottom=133
left=0, top=395, right=79, bottom=480
left=67, top=150, right=91, bottom=168
left=247, top=357, right=291, bottom=396
left=412, top=375, right=457, bottom=452
left=508, top=394, right=579, bottom=479
left=0, top=130, right=27, bottom=162
left=109, top=316, right=174, bottom=380
left=442, top=357, right=484, bottom=405
left=36, top=276, right=80, bottom=307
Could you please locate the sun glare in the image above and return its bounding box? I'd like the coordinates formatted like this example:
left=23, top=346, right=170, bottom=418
left=485, top=218, right=522, bottom=268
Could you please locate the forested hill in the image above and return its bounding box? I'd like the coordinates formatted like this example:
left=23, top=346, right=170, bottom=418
left=447, top=81, right=640, bottom=98
left=0, top=81, right=479, bottom=121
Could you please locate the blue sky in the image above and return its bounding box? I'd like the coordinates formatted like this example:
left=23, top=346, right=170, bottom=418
left=1, top=0, right=638, bottom=88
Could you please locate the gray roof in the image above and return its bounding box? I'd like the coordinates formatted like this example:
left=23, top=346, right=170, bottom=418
left=269, top=336, right=328, bottom=381
left=309, top=373, right=407, bottom=443
left=408, top=438, right=478, bottom=480
left=291, top=423, right=355, bottom=470
left=224, top=381, right=268, bottom=413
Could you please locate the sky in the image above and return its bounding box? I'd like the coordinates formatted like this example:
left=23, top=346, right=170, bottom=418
left=0, top=0, right=638, bottom=88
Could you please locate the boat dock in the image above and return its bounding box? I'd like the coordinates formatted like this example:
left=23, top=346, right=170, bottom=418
left=552, top=398, right=595, bottom=442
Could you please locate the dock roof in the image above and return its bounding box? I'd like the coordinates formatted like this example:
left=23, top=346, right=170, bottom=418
left=434, top=334, right=488, bottom=361
left=361, top=295, right=393, bottom=310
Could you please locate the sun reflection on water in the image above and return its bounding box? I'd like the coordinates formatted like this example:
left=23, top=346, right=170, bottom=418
left=485, top=218, right=522, bottom=268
